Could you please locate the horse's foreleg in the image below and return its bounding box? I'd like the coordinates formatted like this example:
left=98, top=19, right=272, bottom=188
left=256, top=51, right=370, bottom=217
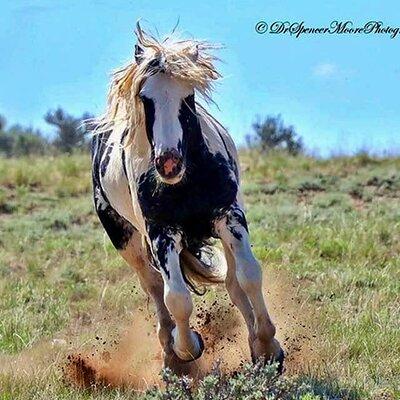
left=119, top=236, right=175, bottom=366
left=215, top=204, right=284, bottom=369
left=147, top=226, right=204, bottom=362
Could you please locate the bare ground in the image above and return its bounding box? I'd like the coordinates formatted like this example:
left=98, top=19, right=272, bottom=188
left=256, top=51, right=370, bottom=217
left=1, top=266, right=319, bottom=392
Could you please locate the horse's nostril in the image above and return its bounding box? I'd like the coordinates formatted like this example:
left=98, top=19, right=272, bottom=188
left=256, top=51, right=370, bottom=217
left=155, top=150, right=183, bottom=179
left=155, top=155, right=165, bottom=169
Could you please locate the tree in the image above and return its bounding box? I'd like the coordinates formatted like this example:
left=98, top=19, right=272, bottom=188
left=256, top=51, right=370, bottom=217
left=0, top=115, right=13, bottom=156
left=0, top=115, right=6, bottom=131
left=8, top=125, right=47, bottom=156
left=0, top=116, right=48, bottom=157
left=0, top=132, right=14, bottom=157
left=45, top=108, right=93, bottom=153
left=251, top=115, right=303, bottom=155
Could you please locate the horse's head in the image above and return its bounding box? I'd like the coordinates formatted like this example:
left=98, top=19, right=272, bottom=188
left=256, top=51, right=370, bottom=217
left=97, top=23, right=220, bottom=185
left=136, top=45, right=199, bottom=184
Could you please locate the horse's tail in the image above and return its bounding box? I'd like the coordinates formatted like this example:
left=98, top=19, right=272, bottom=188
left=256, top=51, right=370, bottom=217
left=179, top=244, right=227, bottom=291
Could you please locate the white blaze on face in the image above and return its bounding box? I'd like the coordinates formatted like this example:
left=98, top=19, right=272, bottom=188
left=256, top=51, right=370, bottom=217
left=140, top=73, right=194, bottom=156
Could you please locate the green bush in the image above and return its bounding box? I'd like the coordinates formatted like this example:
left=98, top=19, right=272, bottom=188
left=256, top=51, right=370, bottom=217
left=145, top=361, right=316, bottom=400
left=248, top=115, right=303, bottom=156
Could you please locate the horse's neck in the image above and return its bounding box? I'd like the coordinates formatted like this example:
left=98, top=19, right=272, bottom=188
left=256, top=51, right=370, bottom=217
left=196, top=112, right=228, bottom=156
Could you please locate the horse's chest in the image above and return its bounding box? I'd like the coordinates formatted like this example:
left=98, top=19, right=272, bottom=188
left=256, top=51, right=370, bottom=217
left=137, top=152, right=238, bottom=240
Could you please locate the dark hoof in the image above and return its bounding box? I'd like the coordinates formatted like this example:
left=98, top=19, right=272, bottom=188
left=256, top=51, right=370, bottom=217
left=185, top=331, right=204, bottom=362
left=172, top=330, right=204, bottom=363
left=194, top=331, right=204, bottom=358
left=275, top=348, right=285, bottom=374
left=163, top=351, right=193, bottom=376
left=253, top=348, right=285, bottom=374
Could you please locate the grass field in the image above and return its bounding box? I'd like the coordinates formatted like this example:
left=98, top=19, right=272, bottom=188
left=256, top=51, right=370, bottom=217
left=0, top=151, right=399, bottom=399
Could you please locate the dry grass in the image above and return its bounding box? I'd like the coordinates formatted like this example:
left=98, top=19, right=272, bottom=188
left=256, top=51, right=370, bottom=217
left=0, top=150, right=399, bottom=399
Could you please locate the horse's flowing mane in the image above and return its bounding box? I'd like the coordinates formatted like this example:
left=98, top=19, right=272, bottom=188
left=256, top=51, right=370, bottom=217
left=95, top=22, right=222, bottom=139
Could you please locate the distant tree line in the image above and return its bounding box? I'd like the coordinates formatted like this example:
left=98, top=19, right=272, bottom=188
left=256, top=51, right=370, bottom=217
left=0, top=109, right=303, bottom=157
left=0, top=108, right=93, bottom=157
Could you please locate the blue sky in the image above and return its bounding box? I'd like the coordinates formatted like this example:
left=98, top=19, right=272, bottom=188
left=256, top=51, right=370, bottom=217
left=1, top=0, right=399, bottom=156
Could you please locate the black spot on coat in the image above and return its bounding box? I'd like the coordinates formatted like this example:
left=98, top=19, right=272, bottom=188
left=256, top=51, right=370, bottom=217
left=147, top=225, right=182, bottom=278
left=137, top=109, right=238, bottom=249
left=91, top=133, right=136, bottom=250
left=225, top=204, right=248, bottom=241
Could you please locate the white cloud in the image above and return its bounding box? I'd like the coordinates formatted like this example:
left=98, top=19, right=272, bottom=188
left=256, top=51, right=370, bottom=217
left=313, top=63, right=338, bottom=78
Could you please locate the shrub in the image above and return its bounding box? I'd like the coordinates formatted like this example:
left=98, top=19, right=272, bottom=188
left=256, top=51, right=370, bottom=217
left=0, top=121, right=48, bottom=157
left=249, top=115, right=303, bottom=156
left=145, top=360, right=315, bottom=400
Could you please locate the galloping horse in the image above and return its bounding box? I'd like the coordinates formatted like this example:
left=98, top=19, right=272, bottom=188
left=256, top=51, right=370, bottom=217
left=92, top=23, right=284, bottom=372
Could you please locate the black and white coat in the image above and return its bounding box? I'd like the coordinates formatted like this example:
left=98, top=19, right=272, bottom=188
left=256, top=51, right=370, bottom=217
left=91, top=45, right=283, bottom=371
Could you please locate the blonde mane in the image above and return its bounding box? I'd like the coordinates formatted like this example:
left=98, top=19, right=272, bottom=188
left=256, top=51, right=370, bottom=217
left=95, top=22, right=222, bottom=140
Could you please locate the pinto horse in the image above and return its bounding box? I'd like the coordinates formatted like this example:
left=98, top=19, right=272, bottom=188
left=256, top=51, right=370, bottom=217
left=91, top=23, right=284, bottom=372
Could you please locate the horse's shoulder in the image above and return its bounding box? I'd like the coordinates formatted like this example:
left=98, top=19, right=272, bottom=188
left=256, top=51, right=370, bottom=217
left=198, top=114, right=239, bottom=180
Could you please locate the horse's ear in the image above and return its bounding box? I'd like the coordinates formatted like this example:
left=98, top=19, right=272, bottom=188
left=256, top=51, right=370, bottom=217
left=187, top=45, right=198, bottom=63
left=135, top=44, right=144, bottom=64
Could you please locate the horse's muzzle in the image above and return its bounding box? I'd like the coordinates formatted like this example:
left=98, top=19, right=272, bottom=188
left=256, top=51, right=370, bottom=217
left=155, top=149, right=184, bottom=183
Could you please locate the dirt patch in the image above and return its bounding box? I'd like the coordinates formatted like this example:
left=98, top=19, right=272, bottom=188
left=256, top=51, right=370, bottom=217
left=0, top=266, right=318, bottom=392
left=62, top=267, right=318, bottom=390
left=63, top=311, right=161, bottom=390
left=264, top=268, right=319, bottom=374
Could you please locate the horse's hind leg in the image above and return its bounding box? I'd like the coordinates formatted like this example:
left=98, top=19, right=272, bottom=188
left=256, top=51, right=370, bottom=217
left=216, top=204, right=284, bottom=370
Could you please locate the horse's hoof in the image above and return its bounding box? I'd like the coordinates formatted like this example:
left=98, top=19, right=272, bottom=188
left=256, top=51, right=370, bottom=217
left=251, top=339, right=285, bottom=374
left=262, top=347, right=285, bottom=374
left=171, top=329, right=204, bottom=362
left=275, top=348, right=285, bottom=374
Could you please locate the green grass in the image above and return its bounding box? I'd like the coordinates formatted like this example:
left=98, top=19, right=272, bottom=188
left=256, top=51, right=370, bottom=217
left=0, top=151, right=399, bottom=399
